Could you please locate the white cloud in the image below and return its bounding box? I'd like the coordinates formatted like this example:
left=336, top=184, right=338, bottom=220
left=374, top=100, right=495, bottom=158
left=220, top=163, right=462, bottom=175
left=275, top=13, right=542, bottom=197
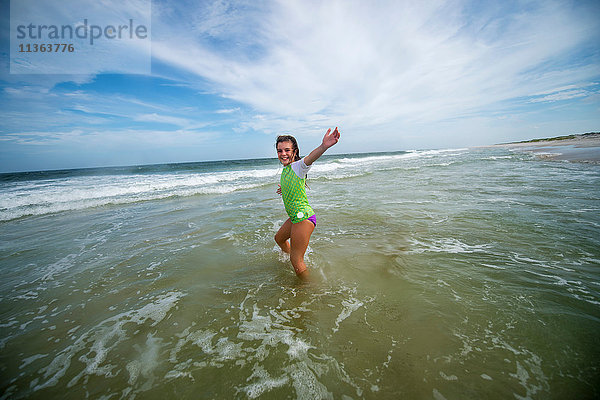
left=528, top=89, right=589, bottom=103
left=1, top=126, right=213, bottom=146
left=2, top=0, right=599, bottom=171
left=4, top=85, right=53, bottom=98
left=151, top=0, right=600, bottom=138
left=215, top=108, right=240, bottom=114
left=531, top=83, right=597, bottom=97
left=134, top=112, right=208, bottom=129
left=134, top=113, right=186, bottom=124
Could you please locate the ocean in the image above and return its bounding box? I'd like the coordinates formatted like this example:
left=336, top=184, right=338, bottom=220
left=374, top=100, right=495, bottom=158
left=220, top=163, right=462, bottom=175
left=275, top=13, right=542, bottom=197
left=1, top=147, right=599, bottom=399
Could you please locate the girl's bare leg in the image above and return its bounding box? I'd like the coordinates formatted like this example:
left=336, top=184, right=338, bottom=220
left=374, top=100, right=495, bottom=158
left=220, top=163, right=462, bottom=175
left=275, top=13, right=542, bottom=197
left=275, top=218, right=292, bottom=253
left=290, top=219, right=315, bottom=279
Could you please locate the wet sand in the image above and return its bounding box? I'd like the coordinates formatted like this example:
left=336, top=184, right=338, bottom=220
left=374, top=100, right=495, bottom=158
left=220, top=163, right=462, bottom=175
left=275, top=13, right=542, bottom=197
left=492, top=134, right=600, bottom=163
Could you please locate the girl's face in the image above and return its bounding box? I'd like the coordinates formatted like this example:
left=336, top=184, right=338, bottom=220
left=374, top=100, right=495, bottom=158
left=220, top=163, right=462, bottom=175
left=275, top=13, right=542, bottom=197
left=276, top=140, right=295, bottom=166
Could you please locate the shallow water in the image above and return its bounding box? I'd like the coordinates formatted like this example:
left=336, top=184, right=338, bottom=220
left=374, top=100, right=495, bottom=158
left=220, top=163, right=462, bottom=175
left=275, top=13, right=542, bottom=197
left=1, top=148, right=599, bottom=399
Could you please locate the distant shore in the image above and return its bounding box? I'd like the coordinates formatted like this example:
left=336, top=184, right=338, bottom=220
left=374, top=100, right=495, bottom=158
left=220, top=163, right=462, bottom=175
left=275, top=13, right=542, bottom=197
left=492, top=132, right=600, bottom=163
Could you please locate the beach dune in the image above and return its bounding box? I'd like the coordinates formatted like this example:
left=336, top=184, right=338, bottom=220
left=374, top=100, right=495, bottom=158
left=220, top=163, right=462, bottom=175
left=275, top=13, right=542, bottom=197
left=492, top=132, right=600, bottom=163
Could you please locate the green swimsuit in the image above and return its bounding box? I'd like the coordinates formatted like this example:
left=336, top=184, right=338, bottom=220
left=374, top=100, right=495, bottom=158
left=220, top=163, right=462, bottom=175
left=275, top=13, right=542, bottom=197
left=280, top=159, right=314, bottom=223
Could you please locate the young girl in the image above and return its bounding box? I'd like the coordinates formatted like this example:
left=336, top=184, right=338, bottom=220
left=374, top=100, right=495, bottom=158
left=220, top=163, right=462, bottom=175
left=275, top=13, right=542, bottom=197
left=274, top=127, right=341, bottom=279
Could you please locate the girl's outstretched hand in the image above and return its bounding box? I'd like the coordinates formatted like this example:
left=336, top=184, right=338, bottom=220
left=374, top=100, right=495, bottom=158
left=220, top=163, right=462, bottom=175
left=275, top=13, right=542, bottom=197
left=304, top=127, right=341, bottom=166
left=322, top=127, right=341, bottom=149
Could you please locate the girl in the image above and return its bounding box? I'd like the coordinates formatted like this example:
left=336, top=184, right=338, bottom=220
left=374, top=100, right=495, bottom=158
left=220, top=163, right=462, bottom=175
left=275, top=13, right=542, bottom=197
left=274, top=127, right=341, bottom=279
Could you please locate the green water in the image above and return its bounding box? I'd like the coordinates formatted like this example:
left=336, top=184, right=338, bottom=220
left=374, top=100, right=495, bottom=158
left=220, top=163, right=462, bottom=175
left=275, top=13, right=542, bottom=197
left=1, top=148, right=598, bottom=399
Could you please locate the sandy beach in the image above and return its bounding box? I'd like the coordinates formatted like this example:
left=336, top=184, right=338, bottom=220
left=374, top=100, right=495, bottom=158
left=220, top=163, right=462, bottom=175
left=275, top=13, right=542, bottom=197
left=492, top=133, right=600, bottom=163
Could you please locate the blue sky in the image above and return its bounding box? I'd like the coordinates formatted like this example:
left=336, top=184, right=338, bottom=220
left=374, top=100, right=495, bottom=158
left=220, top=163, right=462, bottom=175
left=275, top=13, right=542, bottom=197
left=1, top=0, right=599, bottom=172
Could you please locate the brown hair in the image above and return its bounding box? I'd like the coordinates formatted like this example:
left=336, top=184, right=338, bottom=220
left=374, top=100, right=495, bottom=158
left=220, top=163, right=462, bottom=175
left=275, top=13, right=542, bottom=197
left=276, top=134, right=308, bottom=187
left=275, top=135, right=301, bottom=162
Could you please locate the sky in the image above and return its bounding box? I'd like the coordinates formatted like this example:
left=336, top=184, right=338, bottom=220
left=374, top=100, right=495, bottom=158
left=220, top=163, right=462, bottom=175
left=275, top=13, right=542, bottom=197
left=0, top=0, right=599, bottom=173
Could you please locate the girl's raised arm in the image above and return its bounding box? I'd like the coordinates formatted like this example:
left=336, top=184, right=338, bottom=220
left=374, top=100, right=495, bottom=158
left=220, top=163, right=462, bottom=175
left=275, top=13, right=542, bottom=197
left=304, top=127, right=341, bottom=166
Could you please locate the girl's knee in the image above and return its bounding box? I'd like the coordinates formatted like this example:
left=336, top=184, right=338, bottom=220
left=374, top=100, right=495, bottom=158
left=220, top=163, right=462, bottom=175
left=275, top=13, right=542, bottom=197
left=274, top=233, right=286, bottom=246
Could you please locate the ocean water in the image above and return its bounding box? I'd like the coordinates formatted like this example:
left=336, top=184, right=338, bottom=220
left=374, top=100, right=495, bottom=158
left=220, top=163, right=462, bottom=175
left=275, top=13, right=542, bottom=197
left=1, top=147, right=599, bottom=399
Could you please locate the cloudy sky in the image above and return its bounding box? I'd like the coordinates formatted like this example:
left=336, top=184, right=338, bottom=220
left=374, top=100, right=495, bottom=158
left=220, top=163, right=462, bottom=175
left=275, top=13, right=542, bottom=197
left=1, top=0, right=599, bottom=172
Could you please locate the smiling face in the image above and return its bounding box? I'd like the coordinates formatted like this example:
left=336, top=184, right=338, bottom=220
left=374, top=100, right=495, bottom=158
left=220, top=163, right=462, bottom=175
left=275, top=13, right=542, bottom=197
left=277, top=140, right=296, bottom=166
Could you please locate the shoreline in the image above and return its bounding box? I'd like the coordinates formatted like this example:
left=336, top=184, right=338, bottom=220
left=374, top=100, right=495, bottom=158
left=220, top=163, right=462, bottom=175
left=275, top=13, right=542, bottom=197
left=490, top=133, right=600, bottom=163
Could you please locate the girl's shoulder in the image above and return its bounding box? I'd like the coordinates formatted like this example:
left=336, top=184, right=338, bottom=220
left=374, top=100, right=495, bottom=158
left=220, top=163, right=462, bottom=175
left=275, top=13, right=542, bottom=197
left=290, top=158, right=311, bottom=179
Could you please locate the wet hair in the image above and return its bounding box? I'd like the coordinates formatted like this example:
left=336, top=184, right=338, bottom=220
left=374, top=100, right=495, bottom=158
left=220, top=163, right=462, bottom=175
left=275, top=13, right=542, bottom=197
left=275, top=135, right=301, bottom=162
